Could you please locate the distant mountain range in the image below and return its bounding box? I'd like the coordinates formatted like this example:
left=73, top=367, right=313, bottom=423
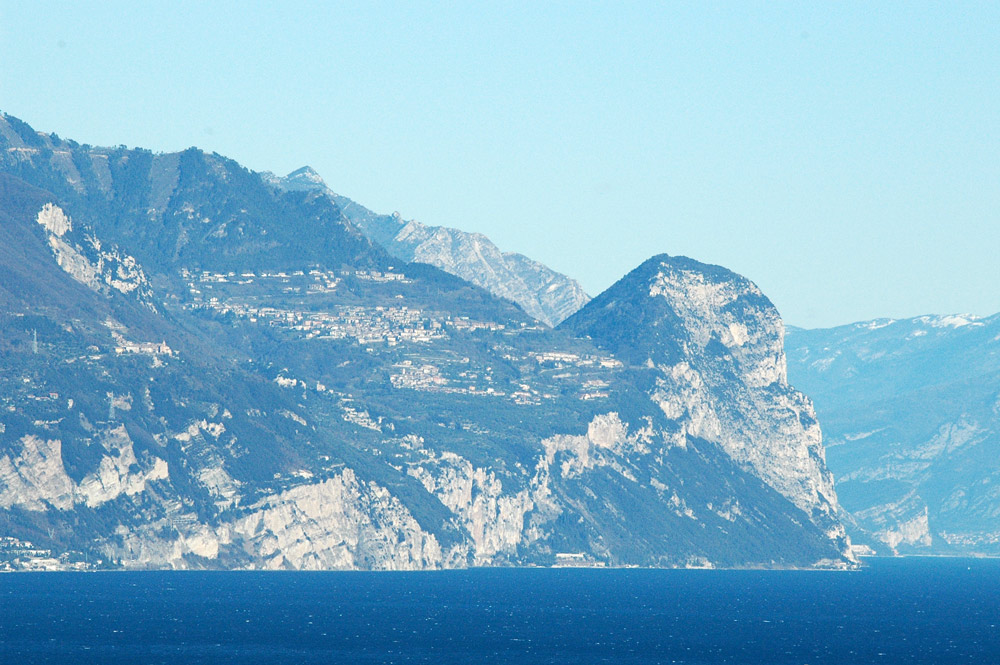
left=0, top=112, right=854, bottom=571
left=786, top=314, right=1000, bottom=555
left=265, top=166, right=591, bottom=327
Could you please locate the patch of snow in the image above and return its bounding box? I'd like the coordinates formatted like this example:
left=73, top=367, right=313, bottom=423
left=918, top=314, right=983, bottom=329
left=843, top=429, right=885, bottom=442
left=858, top=319, right=896, bottom=331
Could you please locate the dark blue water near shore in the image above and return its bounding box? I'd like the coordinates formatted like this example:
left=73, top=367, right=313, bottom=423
left=1, top=557, right=998, bottom=664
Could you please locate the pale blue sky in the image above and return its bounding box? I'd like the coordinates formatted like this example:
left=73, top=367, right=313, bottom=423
left=2, top=2, right=998, bottom=328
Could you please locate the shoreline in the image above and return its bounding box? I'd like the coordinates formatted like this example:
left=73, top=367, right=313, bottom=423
left=4, top=553, right=998, bottom=574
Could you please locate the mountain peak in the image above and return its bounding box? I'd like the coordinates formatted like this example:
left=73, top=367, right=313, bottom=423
left=632, top=254, right=749, bottom=288
left=280, top=166, right=330, bottom=192
left=563, top=253, right=851, bottom=561
left=288, top=165, right=321, bottom=179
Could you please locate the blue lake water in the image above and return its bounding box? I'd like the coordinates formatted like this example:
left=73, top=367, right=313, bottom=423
left=1, top=557, right=998, bottom=664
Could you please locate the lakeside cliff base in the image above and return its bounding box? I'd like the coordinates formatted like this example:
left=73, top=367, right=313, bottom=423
left=1, top=533, right=862, bottom=572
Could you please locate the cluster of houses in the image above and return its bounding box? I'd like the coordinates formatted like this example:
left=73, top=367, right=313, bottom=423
left=530, top=351, right=623, bottom=369
left=0, top=536, right=92, bottom=572
left=174, top=266, right=624, bottom=405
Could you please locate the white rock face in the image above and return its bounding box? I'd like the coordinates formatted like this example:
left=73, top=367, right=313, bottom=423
left=0, top=436, right=76, bottom=510
left=408, top=451, right=535, bottom=562
left=114, top=520, right=223, bottom=566
left=109, top=470, right=448, bottom=570
left=399, top=413, right=655, bottom=565
left=36, top=202, right=72, bottom=236
left=882, top=511, right=933, bottom=550
left=174, top=420, right=227, bottom=442
left=0, top=428, right=167, bottom=511
left=197, top=464, right=242, bottom=508
left=540, top=412, right=650, bottom=478
left=648, top=268, right=784, bottom=387
left=35, top=203, right=156, bottom=307
left=225, top=471, right=446, bottom=570
left=47, top=234, right=102, bottom=290
left=77, top=426, right=167, bottom=508
left=854, top=494, right=933, bottom=551
left=651, top=361, right=722, bottom=442
left=645, top=265, right=847, bottom=550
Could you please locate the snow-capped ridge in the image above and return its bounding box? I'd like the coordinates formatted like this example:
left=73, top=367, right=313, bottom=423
left=919, top=314, right=982, bottom=328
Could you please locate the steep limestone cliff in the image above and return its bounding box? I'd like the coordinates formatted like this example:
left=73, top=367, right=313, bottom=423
left=562, top=255, right=853, bottom=560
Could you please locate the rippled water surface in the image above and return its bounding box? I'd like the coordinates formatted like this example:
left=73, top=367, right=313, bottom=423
left=1, top=557, right=998, bottom=664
